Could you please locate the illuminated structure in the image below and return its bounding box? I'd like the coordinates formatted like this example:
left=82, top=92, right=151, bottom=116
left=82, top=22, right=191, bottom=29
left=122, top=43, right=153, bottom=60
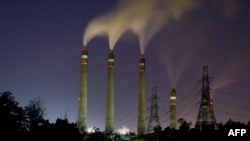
left=195, top=65, right=217, bottom=129
left=137, top=54, right=146, bottom=135
left=78, top=46, right=88, bottom=133
left=170, top=88, right=177, bottom=129
left=105, top=50, right=115, bottom=133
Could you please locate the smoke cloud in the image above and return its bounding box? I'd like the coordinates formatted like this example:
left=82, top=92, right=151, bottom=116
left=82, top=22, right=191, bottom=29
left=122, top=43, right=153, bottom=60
left=83, top=0, right=200, bottom=53
left=154, top=0, right=242, bottom=88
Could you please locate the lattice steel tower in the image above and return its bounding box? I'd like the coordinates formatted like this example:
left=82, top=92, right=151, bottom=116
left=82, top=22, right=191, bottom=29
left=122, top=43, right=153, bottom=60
left=195, top=65, right=217, bottom=130
left=147, top=87, right=160, bottom=133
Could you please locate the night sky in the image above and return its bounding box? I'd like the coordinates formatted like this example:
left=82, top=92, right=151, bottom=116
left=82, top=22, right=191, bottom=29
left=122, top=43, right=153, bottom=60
left=0, top=0, right=250, bottom=133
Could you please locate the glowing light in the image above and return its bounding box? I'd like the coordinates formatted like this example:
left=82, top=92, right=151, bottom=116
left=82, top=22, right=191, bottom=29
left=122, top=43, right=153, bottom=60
left=170, top=96, right=176, bottom=100
left=87, top=126, right=95, bottom=133
left=82, top=55, right=88, bottom=58
left=108, top=58, right=114, bottom=62
left=117, top=126, right=130, bottom=135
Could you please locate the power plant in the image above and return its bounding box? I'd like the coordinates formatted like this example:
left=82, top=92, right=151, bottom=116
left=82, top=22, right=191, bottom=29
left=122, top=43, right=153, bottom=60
left=77, top=45, right=217, bottom=136
left=105, top=50, right=115, bottom=133
left=78, top=46, right=88, bottom=133
left=170, top=88, right=177, bottom=129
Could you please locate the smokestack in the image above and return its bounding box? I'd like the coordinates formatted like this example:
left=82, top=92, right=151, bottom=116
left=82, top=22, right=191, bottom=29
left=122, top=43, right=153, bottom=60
left=170, top=88, right=176, bottom=129
left=137, top=54, right=146, bottom=135
left=105, top=50, right=115, bottom=133
left=78, top=46, right=88, bottom=133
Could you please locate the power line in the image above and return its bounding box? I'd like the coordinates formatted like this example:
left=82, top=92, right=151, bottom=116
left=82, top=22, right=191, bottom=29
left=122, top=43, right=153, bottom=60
left=115, top=104, right=137, bottom=130
left=176, top=83, right=200, bottom=105
left=177, top=89, right=200, bottom=116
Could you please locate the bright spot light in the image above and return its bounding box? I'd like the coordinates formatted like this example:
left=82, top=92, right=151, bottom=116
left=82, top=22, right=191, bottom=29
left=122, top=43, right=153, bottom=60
left=87, top=126, right=95, bottom=133
left=117, top=126, right=130, bottom=135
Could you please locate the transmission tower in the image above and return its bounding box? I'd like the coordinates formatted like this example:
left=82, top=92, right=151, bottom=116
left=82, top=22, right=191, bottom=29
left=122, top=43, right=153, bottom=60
left=147, top=87, right=160, bottom=133
left=195, top=65, right=217, bottom=130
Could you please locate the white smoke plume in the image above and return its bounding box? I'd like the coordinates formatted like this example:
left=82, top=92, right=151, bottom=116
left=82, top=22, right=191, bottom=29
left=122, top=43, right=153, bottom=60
left=83, top=0, right=200, bottom=53
left=154, top=0, right=242, bottom=88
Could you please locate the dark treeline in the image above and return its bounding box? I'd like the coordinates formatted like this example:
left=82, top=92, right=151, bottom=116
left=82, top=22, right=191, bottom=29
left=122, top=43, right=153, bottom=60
left=0, top=91, right=132, bottom=141
left=0, top=91, right=249, bottom=141
left=132, top=119, right=250, bottom=140
left=0, top=91, right=81, bottom=141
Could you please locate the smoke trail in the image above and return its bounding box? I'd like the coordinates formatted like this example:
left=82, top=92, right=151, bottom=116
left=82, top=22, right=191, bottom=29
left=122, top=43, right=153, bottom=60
left=83, top=7, right=130, bottom=49
left=83, top=17, right=108, bottom=46
left=154, top=0, right=242, bottom=88
left=83, top=0, right=199, bottom=52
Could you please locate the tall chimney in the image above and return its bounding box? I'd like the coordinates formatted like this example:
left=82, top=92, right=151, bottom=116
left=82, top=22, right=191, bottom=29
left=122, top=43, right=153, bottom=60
left=105, top=50, right=115, bottom=133
left=170, top=88, right=176, bottom=129
left=137, top=54, right=146, bottom=135
left=78, top=46, right=88, bottom=133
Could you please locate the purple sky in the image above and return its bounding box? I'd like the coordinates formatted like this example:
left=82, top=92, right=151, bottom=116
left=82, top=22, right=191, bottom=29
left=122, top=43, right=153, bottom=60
left=0, top=0, right=250, bottom=133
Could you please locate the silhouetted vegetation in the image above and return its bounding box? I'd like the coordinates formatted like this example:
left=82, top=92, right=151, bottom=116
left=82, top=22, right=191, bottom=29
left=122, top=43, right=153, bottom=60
left=0, top=91, right=249, bottom=141
left=131, top=118, right=250, bottom=141
left=25, top=96, right=46, bottom=133
left=0, top=91, right=82, bottom=141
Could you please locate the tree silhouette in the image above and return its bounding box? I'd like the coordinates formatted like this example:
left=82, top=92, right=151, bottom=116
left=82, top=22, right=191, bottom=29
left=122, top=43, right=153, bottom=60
left=153, top=125, right=162, bottom=133
left=0, top=91, right=26, bottom=139
left=30, top=118, right=82, bottom=141
left=178, top=118, right=191, bottom=131
left=24, top=96, right=46, bottom=133
left=1, top=91, right=249, bottom=140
